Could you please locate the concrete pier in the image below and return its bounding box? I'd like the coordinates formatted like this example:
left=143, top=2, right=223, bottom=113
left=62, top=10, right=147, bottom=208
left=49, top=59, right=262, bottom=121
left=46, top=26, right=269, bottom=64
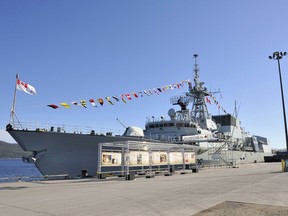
left=1, top=162, right=288, bottom=216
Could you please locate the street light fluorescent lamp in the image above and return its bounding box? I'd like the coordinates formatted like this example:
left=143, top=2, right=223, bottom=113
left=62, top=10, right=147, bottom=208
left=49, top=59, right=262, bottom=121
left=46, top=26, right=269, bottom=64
left=269, top=51, right=287, bottom=60
left=269, top=51, right=288, bottom=154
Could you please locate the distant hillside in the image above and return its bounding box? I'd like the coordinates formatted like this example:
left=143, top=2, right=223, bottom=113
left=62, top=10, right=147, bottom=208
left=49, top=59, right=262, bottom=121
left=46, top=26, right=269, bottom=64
left=0, top=141, right=30, bottom=158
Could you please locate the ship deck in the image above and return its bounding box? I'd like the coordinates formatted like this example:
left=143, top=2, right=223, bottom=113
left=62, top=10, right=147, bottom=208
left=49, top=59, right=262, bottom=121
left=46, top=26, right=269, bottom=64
left=1, top=162, right=288, bottom=216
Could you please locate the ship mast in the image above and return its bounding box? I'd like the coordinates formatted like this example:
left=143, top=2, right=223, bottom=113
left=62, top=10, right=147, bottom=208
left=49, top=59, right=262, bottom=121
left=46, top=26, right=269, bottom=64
left=189, top=54, right=210, bottom=128
left=169, top=54, right=212, bottom=128
left=9, top=74, right=19, bottom=125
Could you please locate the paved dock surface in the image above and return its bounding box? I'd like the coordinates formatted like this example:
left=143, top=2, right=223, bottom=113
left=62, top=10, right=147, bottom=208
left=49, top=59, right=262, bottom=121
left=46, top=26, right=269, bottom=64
left=1, top=162, right=288, bottom=216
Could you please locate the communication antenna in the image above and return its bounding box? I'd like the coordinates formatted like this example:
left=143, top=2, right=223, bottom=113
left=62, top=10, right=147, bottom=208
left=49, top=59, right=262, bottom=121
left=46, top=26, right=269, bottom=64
left=233, top=101, right=241, bottom=118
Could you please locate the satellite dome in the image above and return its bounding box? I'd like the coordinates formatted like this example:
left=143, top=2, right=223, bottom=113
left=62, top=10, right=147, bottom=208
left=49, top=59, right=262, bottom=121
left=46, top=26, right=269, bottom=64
left=168, top=108, right=176, bottom=117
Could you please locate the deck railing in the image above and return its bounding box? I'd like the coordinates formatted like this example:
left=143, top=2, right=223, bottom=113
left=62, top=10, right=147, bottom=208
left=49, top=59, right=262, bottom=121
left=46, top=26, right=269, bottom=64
left=10, top=121, right=123, bottom=136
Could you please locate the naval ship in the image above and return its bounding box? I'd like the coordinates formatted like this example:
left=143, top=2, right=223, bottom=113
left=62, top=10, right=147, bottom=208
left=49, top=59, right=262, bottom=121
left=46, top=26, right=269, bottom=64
left=6, top=54, right=272, bottom=178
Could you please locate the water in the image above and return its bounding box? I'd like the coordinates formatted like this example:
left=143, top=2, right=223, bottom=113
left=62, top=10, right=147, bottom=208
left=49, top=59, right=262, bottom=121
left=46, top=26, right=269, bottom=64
left=0, top=159, right=43, bottom=183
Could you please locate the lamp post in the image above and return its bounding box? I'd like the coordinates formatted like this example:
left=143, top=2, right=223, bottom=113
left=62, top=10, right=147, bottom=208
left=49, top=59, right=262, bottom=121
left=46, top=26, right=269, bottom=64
left=269, top=51, right=288, bottom=152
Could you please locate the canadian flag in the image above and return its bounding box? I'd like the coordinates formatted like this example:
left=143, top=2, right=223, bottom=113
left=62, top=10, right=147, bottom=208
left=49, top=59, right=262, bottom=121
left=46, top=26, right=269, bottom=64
left=17, top=79, right=37, bottom=95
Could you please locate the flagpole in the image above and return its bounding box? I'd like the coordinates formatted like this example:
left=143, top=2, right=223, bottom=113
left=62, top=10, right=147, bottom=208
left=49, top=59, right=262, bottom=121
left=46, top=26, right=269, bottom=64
left=9, top=73, right=19, bottom=125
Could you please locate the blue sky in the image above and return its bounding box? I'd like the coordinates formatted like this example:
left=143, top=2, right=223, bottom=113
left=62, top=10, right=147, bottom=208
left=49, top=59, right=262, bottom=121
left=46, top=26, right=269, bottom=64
left=1, top=0, right=288, bottom=149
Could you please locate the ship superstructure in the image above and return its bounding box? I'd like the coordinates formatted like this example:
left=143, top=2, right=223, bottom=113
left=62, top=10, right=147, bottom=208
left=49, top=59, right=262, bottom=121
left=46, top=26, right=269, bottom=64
left=144, top=54, right=217, bottom=144
left=143, top=54, right=272, bottom=165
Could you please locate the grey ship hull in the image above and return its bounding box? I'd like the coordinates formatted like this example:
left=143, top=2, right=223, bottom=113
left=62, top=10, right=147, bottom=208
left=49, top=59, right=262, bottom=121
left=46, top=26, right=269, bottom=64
left=8, top=128, right=272, bottom=178
left=8, top=129, right=149, bottom=178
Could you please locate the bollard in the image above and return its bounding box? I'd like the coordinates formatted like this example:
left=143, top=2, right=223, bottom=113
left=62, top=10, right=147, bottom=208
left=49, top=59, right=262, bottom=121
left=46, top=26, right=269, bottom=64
left=283, top=159, right=288, bottom=172
left=125, top=172, right=135, bottom=180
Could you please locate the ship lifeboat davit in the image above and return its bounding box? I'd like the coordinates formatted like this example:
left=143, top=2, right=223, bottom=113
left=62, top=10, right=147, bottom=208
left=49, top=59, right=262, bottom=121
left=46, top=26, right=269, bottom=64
left=123, top=126, right=144, bottom=137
